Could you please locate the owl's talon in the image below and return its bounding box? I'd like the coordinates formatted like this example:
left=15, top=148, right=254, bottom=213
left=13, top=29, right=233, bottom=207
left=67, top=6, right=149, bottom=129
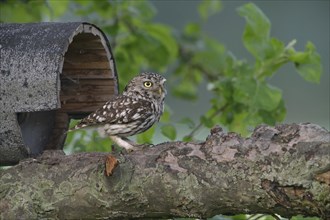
left=109, top=135, right=137, bottom=152
left=136, top=143, right=153, bottom=149
left=120, top=147, right=136, bottom=154
left=121, top=143, right=151, bottom=152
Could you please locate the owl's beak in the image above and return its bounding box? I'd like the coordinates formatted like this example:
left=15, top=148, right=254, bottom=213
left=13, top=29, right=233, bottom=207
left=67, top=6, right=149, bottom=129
left=158, top=86, right=166, bottom=95
left=159, top=79, right=167, bottom=95
left=158, top=87, right=165, bottom=95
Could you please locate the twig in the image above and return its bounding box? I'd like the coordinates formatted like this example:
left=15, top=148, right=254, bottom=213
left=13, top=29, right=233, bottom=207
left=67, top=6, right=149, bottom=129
left=185, top=103, right=229, bottom=139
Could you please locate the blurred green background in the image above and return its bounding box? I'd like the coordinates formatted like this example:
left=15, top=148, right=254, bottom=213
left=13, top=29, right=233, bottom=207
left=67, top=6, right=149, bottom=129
left=0, top=0, right=328, bottom=146
left=1, top=0, right=328, bottom=149
left=153, top=0, right=329, bottom=131
left=0, top=1, right=328, bottom=219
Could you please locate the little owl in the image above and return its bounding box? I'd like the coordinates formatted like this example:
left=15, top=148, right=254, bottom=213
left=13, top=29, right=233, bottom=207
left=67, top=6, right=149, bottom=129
left=69, top=72, right=167, bottom=151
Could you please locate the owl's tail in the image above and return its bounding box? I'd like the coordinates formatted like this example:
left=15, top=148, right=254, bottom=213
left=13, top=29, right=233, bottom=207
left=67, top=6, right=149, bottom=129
left=67, top=113, right=98, bottom=133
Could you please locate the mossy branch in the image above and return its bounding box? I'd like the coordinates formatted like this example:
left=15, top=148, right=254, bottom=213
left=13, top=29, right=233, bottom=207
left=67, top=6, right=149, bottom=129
left=1, top=123, right=329, bottom=219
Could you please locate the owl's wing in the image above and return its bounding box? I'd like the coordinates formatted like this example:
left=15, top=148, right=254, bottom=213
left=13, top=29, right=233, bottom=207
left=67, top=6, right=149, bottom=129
left=69, top=96, right=153, bottom=131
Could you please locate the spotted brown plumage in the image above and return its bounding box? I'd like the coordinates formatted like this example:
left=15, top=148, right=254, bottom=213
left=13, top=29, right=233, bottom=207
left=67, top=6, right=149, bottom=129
left=68, top=72, right=167, bottom=151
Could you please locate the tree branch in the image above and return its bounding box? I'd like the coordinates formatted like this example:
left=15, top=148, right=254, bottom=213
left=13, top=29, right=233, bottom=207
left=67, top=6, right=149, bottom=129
left=1, top=123, right=329, bottom=219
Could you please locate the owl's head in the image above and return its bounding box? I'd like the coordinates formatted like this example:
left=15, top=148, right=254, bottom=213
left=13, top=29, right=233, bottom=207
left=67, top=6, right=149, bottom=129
left=123, top=72, right=167, bottom=102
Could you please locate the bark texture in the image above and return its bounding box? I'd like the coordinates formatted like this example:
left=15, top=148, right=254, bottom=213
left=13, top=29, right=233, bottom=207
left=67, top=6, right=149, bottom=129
left=0, top=123, right=329, bottom=219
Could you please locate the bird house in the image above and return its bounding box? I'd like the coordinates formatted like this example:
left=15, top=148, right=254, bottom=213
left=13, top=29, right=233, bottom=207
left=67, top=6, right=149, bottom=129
left=0, top=22, right=118, bottom=165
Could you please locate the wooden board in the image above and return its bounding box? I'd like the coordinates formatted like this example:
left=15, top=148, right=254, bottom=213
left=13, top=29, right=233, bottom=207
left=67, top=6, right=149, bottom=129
left=59, top=102, right=108, bottom=113
left=62, top=69, right=113, bottom=79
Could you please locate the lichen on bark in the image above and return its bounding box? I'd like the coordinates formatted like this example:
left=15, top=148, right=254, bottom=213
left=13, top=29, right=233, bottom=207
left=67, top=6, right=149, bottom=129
left=0, top=123, right=329, bottom=219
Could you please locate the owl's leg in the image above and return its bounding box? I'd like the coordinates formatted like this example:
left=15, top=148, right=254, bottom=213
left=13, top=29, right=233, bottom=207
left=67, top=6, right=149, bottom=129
left=119, top=137, right=152, bottom=150
left=109, top=135, right=137, bottom=152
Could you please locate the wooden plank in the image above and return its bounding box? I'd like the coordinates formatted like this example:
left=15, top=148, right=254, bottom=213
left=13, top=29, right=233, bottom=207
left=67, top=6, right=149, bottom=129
left=59, top=102, right=106, bottom=113
left=69, top=39, right=105, bottom=49
left=54, top=112, right=70, bottom=126
left=60, top=93, right=113, bottom=103
left=61, top=86, right=115, bottom=97
left=65, top=48, right=107, bottom=57
left=63, top=48, right=109, bottom=69
left=61, top=69, right=113, bottom=79
left=63, top=60, right=110, bottom=69
left=60, top=78, right=116, bottom=115
left=61, top=78, right=116, bottom=87
left=72, top=33, right=97, bottom=40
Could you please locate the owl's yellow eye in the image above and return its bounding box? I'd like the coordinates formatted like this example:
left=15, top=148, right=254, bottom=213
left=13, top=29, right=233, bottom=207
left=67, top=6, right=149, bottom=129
left=143, top=81, right=153, bottom=88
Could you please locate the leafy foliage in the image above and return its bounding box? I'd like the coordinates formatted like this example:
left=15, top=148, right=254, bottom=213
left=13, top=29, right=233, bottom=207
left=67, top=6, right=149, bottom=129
left=175, top=2, right=322, bottom=137
left=198, top=0, right=222, bottom=21
left=0, top=1, right=322, bottom=144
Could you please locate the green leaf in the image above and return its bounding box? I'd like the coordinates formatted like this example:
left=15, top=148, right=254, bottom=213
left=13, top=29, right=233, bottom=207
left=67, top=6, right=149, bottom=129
left=182, top=135, right=193, bottom=142
left=255, top=38, right=286, bottom=79
left=198, top=0, right=222, bottom=21
left=160, top=106, right=172, bottom=123
left=228, top=111, right=255, bottom=136
left=74, top=0, right=92, bottom=7
left=47, top=0, right=69, bottom=19
left=0, top=1, right=44, bottom=22
left=179, top=117, right=196, bottom=129
left=233, top=78, right=257, bottom=106
left=230, top=214, right=248, bottom=220
left=192, top=37, right=226, bottom=74
left=172, top=80, right=198, bottom=100
left=184, top=22, right=201, bottom=36
left=259, top=99, right=286, bottom=125
left=255, top=82, right=282, bottom=111
left=231, top=214, right=248, bottom=220
left=128, top=0, right=156, bottom=21
left=291, top=215, right=320, bottom=220
left=200, top=115, right=214, bottom=128
left=161, top=124, right=177, bottom=140
left=143, top=23, right=178, bottom=61
left=216, top=78, right=234, bottom=101
left=123, top=22, right=177, bottom=70
left=237, top=3, right=271, bottom=59
left=267, top=38, right=285, bottom=58
left=233, top=79, right=282, bottom=112
left=289, top=41, right=322, bottom=83
left=136, top=126, right=156, bottom=144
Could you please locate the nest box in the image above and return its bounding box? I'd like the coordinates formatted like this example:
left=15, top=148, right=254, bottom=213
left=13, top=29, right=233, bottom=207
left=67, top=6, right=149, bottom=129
left=0, top=22, right=118, bottom=165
